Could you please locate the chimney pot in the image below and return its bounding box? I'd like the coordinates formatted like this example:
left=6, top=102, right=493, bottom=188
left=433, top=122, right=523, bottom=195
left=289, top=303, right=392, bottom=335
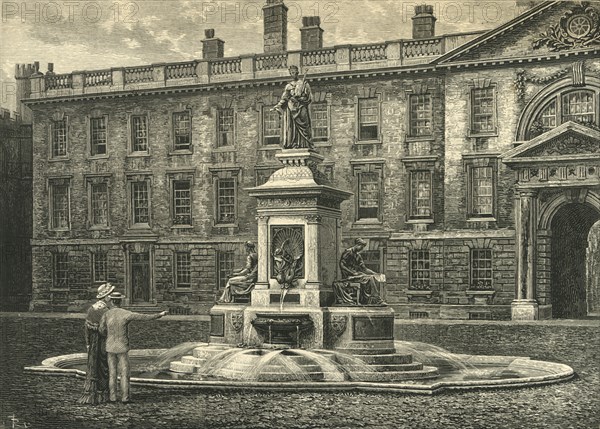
left=412, top=4, right=436, bottom=39
left=202, top=29, right=224, bottom=59
left=47, top=63, right=54, bottom=74
left=300, top=16, right=324, bottom=51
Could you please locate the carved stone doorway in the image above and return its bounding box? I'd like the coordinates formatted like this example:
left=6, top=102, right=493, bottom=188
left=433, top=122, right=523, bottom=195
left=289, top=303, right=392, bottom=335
left=550, top=203, right=600, bottom=319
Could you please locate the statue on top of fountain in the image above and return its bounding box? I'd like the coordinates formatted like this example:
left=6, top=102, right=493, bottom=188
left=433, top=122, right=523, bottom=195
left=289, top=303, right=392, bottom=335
left=333, top=238, right=387, bottom=306
left=271, top=65, right=314, bottom=151
left=216, top=242, right=258, bottom=304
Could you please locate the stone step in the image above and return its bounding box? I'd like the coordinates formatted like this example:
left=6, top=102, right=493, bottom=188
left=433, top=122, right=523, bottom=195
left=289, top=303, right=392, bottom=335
left=180, top=356, right=206, bottom=366
left=212, top=369, right=344, bottom=382
left=192, top=346, right=231, bottom=359
left=354, top=353, right=414, bottom=365
left=169, top=361, right=196, bottom=373
left=344, top=362, right=424, bottom=372
left=349, top=366, right=439, bottom=382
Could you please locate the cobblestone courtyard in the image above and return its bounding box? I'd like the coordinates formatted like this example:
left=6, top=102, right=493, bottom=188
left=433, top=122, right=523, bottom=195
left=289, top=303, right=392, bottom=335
left=1, top=314, right=599, bottom=429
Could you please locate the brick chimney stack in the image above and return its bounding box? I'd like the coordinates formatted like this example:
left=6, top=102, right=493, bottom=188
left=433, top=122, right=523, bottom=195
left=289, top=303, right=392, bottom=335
left=263, top=0, right=288, bottom=53
left=300, top=16, right=323, bottom=51
left=202, top=29, right=225, bottom=59
left=412, top=5, right=436, bottom=39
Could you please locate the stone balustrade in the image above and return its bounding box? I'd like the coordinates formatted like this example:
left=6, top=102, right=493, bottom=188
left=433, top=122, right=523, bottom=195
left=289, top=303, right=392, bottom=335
left=33, top=32, right=482, bottom=99
left=166, top=61, right=198, bottom=79
left=84, top=70, right=112, bottom=87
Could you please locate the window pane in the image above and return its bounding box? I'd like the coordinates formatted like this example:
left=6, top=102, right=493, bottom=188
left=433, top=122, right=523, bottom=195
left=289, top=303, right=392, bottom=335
left=132, top=181, right=149, bottom=224
left=93, top=252, right=108, bottom=283
left=217, top=250, right=235, bottom=290
left=173, top=180, right=192, bottom=225
left=410, top=250, right=430, bottom=289
left=359, top=98, right=379, bottom=141
left=173, top=111, right=191, bottom=150
left=471, top=249, right=493, bottom=289
left=91, top=183, right=108, bottom=226
left=54, top=253, right=69, bottom=288
left=472, top=167, right=493, bottom=216
left=263, top=108, right=281, bottom=145
left=311, top=102, right=328, bottom=142
left=52, top=119, right=67, bottom=157
left=175, top=252, right=191, bottom=288
left=358, top=171, right=380, bottom=220
left=218, top=109, right=234, bottom=147
left=132, top=116, right=148, bottom=152
left=410, top=170, right=432, bottom=217
left=562, top=91, right=595, bottom=125
left=90, top=117, right=107, bottom=156
left=217, top=178, right=235, bottom=223
left=471, top=88, right=495, bottom=133
left=409, top=94, right=432, bottom=137
left=52, top=184, right=69, bottom=229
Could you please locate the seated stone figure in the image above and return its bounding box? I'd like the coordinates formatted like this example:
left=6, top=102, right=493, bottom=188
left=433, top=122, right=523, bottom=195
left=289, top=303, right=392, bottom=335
left=217, top=242, right=258, bottom=304
left=333, top=238, right=386, bottom=306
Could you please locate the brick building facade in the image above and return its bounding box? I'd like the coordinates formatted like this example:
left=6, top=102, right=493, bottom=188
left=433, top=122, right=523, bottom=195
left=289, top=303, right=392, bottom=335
left=22, top=1, right=600, bottom=319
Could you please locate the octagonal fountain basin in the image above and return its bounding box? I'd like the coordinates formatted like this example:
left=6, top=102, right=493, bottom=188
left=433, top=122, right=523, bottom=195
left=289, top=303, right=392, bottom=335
left=24, top=341, right=574, bottom=395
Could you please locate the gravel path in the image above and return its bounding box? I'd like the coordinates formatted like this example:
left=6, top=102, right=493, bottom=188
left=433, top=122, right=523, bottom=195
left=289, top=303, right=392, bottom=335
left=1, top=316, right=598, bottom=429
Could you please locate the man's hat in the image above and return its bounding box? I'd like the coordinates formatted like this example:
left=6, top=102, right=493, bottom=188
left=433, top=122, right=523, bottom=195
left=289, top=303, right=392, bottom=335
left=96, top=283, right=115, bottom=299
left=354, top=238, right=367, bottom=246
left=109, top=292, right=125, bottom=300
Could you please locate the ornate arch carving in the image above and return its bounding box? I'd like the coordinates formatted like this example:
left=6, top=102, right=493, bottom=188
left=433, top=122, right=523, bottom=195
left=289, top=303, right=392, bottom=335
left=515, top=76, right=600, bottom=141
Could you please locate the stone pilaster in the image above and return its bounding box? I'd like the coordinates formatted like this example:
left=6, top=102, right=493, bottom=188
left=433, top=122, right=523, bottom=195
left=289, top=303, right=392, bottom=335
left=512, top=189, right=539, bottom=320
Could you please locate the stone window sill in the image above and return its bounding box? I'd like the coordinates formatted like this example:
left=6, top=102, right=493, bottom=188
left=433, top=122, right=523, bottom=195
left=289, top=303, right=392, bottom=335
left=405, top=135, right=434, bottom=143
left=126, top=153, right=151, bottom=159
left=467, top=217, right=497, bottom=223
left=406, top=289, right=433, bottom=297
left=87, top=155, right=109, bottom=161
left=406, top=218, right=434, bottom=224
left=258, top=145, right=281, bottom=151
left=48, top=157, right=70, bottom=162
left=354, top=140, right=382, bottom=145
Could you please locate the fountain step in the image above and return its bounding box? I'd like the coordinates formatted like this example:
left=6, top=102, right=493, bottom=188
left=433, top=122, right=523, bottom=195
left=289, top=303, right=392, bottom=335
left=169, top=361, right=196, bottom=373
left=181, top=356, right=206, bottom=366
left=345, top=363, right=424, bottom=372
left=211, top=369, right=344, bottom=382
left=193, top=346, right=233, bottom=359
left=349, top=367, right=439, bottom=382
left=354, top=353, right=414, bottom=365
left=332, top=352, right=413, bottom=365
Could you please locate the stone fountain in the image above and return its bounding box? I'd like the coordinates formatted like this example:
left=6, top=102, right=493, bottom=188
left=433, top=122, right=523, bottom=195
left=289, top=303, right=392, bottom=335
left=170, top=147, right=439, bottom=382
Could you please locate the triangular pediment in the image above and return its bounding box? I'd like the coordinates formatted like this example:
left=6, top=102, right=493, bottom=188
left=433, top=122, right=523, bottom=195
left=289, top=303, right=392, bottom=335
left=503, top=122, right=600, bottom=164
left=437, top=1, right=600, bottom=65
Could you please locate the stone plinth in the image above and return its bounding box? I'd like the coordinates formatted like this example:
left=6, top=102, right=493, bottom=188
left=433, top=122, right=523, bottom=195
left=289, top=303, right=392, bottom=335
left=325, top=306, right=396, bottom=354
left=511, top=299, right=539, bottom=320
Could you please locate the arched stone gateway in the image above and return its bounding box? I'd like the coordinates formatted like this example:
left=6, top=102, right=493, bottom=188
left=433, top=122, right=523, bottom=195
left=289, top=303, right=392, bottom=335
left=503, top=124, right=600, bottom=320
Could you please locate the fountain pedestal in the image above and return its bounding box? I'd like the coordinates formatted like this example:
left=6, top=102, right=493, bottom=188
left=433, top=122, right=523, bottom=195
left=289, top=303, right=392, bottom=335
left=209, top=150, right=394, bottom=351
